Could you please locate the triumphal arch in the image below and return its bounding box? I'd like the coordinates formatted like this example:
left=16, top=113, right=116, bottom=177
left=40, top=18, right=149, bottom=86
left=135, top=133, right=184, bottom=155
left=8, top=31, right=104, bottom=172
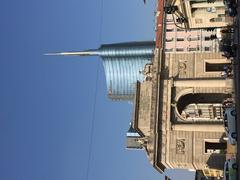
left=127, top=49, right=232, bottom=173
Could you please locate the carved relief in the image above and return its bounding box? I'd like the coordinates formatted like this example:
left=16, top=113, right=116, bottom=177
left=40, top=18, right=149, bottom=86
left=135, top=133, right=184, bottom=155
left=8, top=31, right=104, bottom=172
left=142, top=63, right=153, bottom=81
left=178, top=61, right=187, bottom=76
left=176, top=139, right=185, bottom=154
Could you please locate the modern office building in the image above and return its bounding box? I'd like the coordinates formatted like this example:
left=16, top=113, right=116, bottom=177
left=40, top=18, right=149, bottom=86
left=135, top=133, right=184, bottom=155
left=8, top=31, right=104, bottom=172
left=48, top=41, right=155, bottom=101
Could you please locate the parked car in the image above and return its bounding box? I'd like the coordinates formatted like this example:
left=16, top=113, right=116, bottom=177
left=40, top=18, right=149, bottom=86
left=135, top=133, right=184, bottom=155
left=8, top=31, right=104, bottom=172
left=223, top=107, right=237, bottom=145
left=223, top=157, right=237, bottom=180
left=224, top=0, right=237, bottom=17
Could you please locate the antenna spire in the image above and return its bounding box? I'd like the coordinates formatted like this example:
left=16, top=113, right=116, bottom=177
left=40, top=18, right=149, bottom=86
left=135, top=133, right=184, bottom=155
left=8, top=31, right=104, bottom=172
left=44, top=50, right=99, bottom=56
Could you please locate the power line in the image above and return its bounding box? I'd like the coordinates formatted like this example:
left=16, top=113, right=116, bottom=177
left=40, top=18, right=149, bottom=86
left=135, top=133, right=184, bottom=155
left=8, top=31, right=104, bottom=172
left=85, top=61, right=100, bottom=180
left=85, top=0, right=104, bottom=179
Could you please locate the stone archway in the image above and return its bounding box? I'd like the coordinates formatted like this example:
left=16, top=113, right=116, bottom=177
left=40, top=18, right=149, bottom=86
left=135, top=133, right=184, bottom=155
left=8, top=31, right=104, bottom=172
left=176, top=93, right=230, bottom=121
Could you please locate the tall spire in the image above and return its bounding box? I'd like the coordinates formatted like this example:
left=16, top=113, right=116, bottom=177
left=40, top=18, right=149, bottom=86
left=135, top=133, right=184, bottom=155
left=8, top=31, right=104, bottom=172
left=44, top=49, right=99, bottom=56
left=46, top=41, right=155, bottom=101
left=45, top=41, right=155, bottom=58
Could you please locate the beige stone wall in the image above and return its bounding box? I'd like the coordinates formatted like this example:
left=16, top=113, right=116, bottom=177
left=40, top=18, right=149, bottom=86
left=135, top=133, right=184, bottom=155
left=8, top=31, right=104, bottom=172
left=165, top=130, right=225, bottom=170
left=193, top=131, right=225, bottom=170
left=133, top=49, right=231, bottom=173
left=132, top=81, right=153, bottom=137
left=168, top=130, right=195, bottom=169
left=165, top=14, right=219, bottom=53
left=166, top=52, right=233, bottom=124
left=166, top=52, right=229, bottom=79
left=157, top=51, right=229, bottom=171
left=176, top=0, right=228, bottom=29
left=137, top=81, right=153, bottom=137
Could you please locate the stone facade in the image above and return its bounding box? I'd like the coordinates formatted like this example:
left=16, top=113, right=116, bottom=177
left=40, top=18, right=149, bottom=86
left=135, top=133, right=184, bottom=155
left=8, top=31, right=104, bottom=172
left=165, top=14, right=220, bottom=53
left=131, top=49, right=233, bottom=173
left=171, top=0, right=229, bottom=29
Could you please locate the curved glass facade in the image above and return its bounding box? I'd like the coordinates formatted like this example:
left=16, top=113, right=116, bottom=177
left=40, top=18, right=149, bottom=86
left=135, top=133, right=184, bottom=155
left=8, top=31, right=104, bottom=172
left=98, top=41, right=154, bottom=100
left=102, top=57, right=151, bottom=100
left=99, top=41, right=154, bottom=58
left=52, top=41, right=155, bottom=101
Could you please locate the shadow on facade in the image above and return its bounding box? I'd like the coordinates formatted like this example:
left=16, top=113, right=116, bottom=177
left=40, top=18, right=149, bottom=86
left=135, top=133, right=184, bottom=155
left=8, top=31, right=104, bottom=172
left=176, top=93, right=230, bottom=120
left=206, top=154, right=225, bottom=170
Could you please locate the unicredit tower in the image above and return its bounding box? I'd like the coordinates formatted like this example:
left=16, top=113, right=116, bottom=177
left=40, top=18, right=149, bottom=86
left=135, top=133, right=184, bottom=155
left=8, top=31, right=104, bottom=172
left=48, top=41, right=155, bottom=101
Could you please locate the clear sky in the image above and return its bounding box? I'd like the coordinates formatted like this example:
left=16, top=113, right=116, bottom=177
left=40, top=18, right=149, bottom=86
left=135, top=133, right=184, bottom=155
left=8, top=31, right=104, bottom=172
left=0, top=0, right=195, bottom=180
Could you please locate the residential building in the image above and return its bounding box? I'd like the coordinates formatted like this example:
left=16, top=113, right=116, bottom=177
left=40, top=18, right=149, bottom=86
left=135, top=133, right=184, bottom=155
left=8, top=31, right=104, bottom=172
left=167, top=0, right=229, bottom=29
left=164, top=14, right=220, bottom=53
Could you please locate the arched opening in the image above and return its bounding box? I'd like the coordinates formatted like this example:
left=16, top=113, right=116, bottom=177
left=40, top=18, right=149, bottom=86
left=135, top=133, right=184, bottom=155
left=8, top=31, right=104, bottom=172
left=177, top=93, right=230, bottom=121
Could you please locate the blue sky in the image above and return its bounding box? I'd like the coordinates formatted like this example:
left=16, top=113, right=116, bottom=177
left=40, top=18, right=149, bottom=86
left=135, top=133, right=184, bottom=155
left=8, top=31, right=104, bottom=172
left=0, top=0, right=195, bottom=179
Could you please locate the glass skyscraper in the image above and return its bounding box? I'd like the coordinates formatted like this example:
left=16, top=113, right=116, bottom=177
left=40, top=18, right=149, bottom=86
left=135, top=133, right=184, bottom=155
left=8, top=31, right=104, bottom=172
left=48, top=41, right=155, bottom=100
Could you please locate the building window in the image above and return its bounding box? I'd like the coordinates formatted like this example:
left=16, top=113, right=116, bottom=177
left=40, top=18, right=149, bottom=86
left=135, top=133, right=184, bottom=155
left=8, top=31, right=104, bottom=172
left=204, top=47, right=211, bottom=51
left=176, top=48, right=184, bottom=52
left=177, top=28, right=185, bottom=32
left=188, top=47, right=197, bottom=51
left=165, top=48, right=173, bottom=52
left=166, top=37, right=174, bottom=42
left=166, top=28, right=174, bottom=32
left=204, top=36, right=212, bottom=41
left=177, top=37, right=184, bottom=41
left=187, top=36, right=200, bottom=41
left=210, top=17, right=223, bottom=22
left=205, top=62, right=230, bottom=72
left=205, top=141, right=226, bottom=154
left=218, top=14, right=225, bottom=18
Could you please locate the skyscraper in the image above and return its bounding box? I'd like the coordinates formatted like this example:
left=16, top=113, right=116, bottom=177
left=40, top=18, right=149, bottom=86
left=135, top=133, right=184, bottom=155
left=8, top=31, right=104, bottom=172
left=48, top=41, right=155, bottom=100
